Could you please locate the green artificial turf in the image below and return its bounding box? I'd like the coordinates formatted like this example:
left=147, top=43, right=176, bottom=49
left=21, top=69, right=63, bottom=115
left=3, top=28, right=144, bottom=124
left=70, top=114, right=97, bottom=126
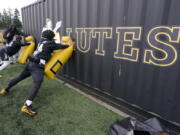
left=0, top=64, right=123, bottom=135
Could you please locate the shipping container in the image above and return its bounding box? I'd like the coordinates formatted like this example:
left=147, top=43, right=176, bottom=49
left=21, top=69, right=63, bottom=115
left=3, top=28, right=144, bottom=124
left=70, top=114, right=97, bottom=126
left=22, top=0, right=180, bottom=131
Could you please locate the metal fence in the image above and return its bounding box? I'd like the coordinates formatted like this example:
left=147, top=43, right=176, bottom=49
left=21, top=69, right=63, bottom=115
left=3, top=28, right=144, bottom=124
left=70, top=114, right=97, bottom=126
left=22, top=0, right=180, bottom=125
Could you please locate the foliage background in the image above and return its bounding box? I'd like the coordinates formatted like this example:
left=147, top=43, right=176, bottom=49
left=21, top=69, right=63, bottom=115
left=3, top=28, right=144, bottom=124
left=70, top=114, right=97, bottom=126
left=0, top=8, right=22, bottom=29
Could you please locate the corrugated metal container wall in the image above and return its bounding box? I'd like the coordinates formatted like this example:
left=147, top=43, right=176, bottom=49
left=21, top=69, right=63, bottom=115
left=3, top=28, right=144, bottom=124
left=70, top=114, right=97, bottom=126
left=22, top=0, right=180, bottom=124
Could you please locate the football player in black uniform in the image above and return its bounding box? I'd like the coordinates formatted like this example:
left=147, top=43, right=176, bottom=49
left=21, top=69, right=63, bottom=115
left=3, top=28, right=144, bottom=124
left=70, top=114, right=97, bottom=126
left=3, top=25, right=25, bottom=44
left=0, top=35, right=30, bottom=69
left=0, top=30, right=71, bottom=116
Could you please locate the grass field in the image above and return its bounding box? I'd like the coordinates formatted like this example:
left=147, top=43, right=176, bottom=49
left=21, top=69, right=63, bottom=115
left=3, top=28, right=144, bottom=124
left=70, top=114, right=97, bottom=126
left=0, top=64, right=123, bottom=135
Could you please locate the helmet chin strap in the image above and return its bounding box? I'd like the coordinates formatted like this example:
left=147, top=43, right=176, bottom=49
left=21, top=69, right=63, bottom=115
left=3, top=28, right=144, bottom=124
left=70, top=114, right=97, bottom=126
left=41, top=37, right=50, bottom=41
left=41, top=36, right=54, bottom=41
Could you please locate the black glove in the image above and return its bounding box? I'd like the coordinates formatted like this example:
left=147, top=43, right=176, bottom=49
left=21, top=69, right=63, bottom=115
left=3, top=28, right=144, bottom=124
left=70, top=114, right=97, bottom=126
left=25, top=43, right=31, bottom=46
left=20, top=42, right=31, bottom=46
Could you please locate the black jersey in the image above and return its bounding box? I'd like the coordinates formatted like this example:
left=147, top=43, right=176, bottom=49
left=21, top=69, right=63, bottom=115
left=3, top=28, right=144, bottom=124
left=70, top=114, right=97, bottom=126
left=5, top=41, right=30, bottom=56
left=33, top=40, right=68, bottom=62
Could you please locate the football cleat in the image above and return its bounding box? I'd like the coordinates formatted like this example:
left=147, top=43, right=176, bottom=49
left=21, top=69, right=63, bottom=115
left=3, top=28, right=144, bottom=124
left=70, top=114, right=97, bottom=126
left=0, top=89, right=9, bottom=95
left=21, top=105, right=37, bottom=116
